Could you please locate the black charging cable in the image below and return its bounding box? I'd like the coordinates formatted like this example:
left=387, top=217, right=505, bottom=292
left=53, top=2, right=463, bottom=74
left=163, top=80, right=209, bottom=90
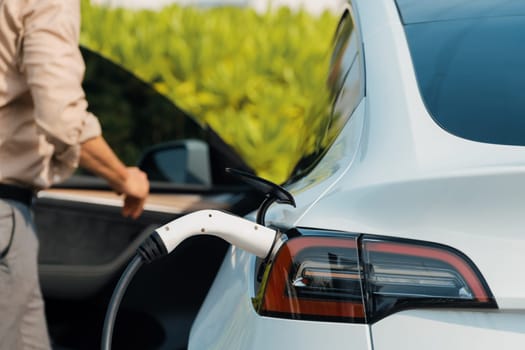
left=101, top=234, right=167, bottom=350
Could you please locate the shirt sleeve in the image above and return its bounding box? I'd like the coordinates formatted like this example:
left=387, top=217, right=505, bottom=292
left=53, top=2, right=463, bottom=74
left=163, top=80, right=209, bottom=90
left=20, top=0, right=101, bottom=169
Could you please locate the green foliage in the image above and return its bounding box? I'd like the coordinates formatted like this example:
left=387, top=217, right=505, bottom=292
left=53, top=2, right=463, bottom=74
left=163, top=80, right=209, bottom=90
left=80, top=0, right=337, bottom=183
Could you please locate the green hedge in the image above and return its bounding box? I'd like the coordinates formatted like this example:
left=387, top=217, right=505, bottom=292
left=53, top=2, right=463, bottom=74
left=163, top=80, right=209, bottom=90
left=80, top=0, right=337, bottom=183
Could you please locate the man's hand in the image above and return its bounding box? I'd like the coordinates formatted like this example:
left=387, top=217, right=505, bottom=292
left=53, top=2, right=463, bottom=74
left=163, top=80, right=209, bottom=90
left=120, top=167, right=149, bottom=219
left=80, top=136, right=150, bottom=219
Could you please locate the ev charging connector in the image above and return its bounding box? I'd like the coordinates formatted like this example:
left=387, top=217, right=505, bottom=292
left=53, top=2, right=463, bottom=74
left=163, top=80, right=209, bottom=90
left=140, top=209, right=277, bottom=262
left=101, top=209, right=278, bottom=350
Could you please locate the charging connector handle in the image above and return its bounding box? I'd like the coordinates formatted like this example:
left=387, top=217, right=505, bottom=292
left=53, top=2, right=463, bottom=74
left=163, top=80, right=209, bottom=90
left=155, top=209, right=277, bottom=258
left=103, top=210, right=278, bottom=350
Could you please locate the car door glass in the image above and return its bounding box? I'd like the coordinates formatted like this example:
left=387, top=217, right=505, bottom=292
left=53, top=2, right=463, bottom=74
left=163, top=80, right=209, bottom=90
left=80, top=47, right=254, bottom=186
left=81, top=47, right=205, bottom=165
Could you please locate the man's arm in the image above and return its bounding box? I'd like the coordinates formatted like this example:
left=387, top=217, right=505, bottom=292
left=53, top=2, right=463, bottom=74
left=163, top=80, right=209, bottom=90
left=80, top=136, right=149, bottom=219
left=20, top=1, right=149, bottom=218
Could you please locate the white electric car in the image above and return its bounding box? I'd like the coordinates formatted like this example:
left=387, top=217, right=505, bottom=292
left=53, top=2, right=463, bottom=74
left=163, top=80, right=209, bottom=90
left=188, top=0, right=525, bottom=348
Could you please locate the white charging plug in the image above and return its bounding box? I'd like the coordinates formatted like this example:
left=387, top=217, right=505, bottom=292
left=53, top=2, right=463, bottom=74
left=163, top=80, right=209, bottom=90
left=103, top=209, right=278, bottom=350
left=154, top=209, right=277, bottom=258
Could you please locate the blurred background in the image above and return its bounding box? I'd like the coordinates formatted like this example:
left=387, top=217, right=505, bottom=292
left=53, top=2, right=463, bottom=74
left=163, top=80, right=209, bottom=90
left=81, top=0, right=341, bottom=183
left=90, top=0, right=343, bottom=14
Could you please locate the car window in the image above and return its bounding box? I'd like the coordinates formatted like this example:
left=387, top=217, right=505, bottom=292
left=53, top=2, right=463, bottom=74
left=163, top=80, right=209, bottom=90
left=402, top=16, right=525, bottom=146
left=329, top=9, right=365, bottom=142
left=80, top=47, right=254, bottom=186
left=396, top=0, right=525, bottom=24
left=327, top=10, right=360, bottom=98
left=287, top=8, right=365, bottom=183
left=81, top=47, right=205, bottom=163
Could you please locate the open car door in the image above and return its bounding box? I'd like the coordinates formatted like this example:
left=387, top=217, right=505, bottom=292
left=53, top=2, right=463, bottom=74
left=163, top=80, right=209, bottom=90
left=36, top=48, right=262, bottom=350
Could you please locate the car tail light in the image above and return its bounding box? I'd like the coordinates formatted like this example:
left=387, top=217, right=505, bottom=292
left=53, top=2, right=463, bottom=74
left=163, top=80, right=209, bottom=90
left=254, top=229, right=496, bottom=323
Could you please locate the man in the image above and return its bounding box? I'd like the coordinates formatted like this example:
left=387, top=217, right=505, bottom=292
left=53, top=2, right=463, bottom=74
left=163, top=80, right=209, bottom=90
left=0, top=0, right=150, bottom=348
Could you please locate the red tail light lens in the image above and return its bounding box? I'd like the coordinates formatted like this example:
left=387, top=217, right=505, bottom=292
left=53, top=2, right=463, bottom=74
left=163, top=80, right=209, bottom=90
left=254, top=229, right=496, bottom=323
left=260, top=235, right=366, bottom=323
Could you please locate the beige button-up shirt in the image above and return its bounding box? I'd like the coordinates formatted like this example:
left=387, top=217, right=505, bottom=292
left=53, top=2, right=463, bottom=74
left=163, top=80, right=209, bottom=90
left=0, top=0, right=101, bottom=190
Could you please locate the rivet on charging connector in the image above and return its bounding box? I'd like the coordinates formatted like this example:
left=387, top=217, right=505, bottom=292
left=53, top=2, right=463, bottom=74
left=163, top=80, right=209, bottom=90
left=165, top=227, right=169, bottom=231
left=201, top=228, right=205, bottom=232
left=254, top=226, right=258, bottom=230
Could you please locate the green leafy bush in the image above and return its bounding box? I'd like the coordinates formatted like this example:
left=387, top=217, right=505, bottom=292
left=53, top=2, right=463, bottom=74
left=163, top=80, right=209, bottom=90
left=80, top=0, right=337, bottom=183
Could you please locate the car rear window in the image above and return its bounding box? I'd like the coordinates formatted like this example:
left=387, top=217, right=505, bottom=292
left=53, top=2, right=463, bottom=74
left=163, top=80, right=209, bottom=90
left=396, top=0, right=525, bottom=146
left=396, top=0, right=525, bottom=24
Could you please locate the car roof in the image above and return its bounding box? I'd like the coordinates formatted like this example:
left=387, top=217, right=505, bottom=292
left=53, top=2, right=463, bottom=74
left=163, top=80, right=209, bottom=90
left=395, top=0, right=525, bottom=24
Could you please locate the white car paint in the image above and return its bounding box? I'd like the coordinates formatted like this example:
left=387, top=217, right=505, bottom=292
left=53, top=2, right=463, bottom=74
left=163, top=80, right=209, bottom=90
left=372, top=310, right=525, bottom=350
left=189, top=0, right=525, bottom=348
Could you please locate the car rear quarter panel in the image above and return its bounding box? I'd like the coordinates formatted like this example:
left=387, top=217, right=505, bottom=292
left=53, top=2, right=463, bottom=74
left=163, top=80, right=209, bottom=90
left=372, top=310, right=525, bottom=350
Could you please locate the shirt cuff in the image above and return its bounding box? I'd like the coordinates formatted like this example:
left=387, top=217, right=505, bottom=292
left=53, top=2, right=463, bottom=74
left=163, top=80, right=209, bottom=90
left=50, top=143, right=81, bottom=184
left=50, top=112, right=102, bottom=183
left=79, top=111, right=102, bottom=143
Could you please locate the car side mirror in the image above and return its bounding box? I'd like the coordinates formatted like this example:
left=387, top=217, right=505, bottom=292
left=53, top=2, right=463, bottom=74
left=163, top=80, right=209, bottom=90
left=138, top=140, right=211, bottom=186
